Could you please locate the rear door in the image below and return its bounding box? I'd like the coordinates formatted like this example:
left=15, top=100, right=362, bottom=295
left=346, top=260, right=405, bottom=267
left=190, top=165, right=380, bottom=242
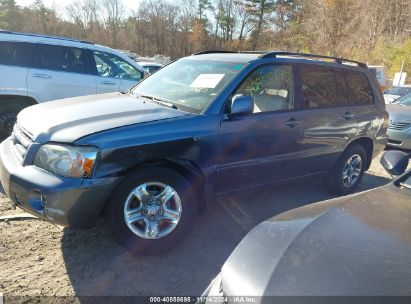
left=296, top=64, right=359, bottom=175
left=217, top=64, right=304, bottom=193
left=90, top=50, right=143, bottom=93
left=0, top=41, right=35, bottom=96
left=344, top=70, right=379, bottom=140
left=27, top=44, right=96, bottom=102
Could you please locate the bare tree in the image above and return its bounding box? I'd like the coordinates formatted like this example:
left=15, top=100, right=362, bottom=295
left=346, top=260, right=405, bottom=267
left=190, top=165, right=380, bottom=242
left=101, top=0, right=124, bottom=48
left=234, top=0, right=251, bottom=41
left=67, top=0, right=100, bottom=40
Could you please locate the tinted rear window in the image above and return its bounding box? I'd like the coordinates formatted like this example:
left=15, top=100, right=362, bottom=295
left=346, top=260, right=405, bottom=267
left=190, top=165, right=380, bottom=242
left=0, top=41, right=35, bottom=67
left=300, top=65, right=338, bottom=108
left=345, top=71, right=374, bottom=105
left=32, top=44, right=89, bottom=74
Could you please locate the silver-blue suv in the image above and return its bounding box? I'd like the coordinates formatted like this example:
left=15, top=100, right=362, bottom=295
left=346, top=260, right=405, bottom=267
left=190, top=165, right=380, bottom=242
left=0, top=51, right=388, bottom=253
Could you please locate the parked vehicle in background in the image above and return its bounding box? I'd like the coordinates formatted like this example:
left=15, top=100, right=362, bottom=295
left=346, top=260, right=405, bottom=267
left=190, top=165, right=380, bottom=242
left=152, top=54, right=171, bottom=64
left=138, top=61, right=164, bottom=74
left=368, top=65, right=386, bottom=91
left=203, top=150, right=411, bottom=298
left=383, top=85, right=411, bottom=104
left=118, top=49, right=139, bottom=62
left=0, top=31, right=145, bottom=139
left=0, top=51, right=387, bottom=254
left=386, top=92, right=411, bottom=149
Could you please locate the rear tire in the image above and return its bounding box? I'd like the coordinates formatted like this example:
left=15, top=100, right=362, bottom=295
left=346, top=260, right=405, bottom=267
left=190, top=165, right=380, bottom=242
left=323, top=144, right=367, bottom=195
left=0, top=101, right=30, bottom=140
left=106, top=167, right=197, bottom=254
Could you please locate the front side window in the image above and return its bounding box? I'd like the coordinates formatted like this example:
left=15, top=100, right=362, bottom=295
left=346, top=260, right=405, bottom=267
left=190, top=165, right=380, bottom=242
left=132, top=58, right=245, bottom=113
left=345, top=71, right=374, bottom=105
left=300, top=65, right=338, bottom=108
left=33, top=44, right=88, bottom=74
left=234, top=65, right=294, bottom=113
left=93, top=51, right=142, bottom=81
left=0, top=41, right=35, bottom=67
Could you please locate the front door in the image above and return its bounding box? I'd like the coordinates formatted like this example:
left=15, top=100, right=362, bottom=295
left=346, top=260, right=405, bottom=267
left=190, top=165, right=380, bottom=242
left=91, top=50, right=143, bottom=94
left=217, top=64, right=303, bottom=193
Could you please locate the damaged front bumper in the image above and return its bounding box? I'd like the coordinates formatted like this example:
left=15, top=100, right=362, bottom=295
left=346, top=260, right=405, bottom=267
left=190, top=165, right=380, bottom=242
left=0, top=138, right=120, bottom=229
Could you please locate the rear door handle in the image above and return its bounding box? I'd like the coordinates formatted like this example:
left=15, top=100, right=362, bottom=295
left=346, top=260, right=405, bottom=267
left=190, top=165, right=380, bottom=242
left=284, top=118, right=300, bottom=128
left=100, top=81, right=116, bottom=85
left=343, top=112, right=355, bottom=119
left=33, top=74, right=52, bottom=79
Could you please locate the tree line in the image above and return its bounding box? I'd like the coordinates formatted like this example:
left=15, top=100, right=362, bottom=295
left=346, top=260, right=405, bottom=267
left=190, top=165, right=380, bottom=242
left=1, top=0, right=411, bottom=78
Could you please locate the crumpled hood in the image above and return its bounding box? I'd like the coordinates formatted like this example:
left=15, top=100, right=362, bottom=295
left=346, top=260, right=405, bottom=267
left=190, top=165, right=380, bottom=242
left=386, top=103, right=411, bottom=123
left=17, top=93, right=188, bottom=143
left=221, top=185, right=411, bottom=296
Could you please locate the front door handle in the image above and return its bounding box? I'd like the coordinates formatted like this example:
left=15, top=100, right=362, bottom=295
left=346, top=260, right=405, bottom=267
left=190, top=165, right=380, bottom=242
left=33, top=74, right=52, bottom=79
left=343, top=112, right=355, bottom=119
left=284, top=118, right=300, bottom=128
left=100, top=81, right=116, bottom=85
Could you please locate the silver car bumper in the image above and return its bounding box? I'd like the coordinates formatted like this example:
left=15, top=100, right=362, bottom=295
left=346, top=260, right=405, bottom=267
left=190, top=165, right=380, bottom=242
left=387, top=128, right=411, bottom=149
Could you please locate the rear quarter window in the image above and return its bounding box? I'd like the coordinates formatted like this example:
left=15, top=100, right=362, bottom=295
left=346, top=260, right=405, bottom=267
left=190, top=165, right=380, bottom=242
left=0, top=41, right=35, bottom=67
left=345, top=71, right=374, bottom=105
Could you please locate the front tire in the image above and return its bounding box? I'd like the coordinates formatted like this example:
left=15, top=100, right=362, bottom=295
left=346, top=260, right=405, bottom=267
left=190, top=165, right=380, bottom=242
left=323, top=144, right=367, bottom=195
left=106, top=167, right=197, bottom=254
left=0, top=101, right=30, bottom=140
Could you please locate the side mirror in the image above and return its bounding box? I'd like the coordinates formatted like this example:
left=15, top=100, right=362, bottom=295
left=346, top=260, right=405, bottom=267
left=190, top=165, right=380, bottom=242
left=230, top=95, right=253, bottom=116
left=143, top=71, right=150, bottom=78
left=380, top=150, right=409, bottom=177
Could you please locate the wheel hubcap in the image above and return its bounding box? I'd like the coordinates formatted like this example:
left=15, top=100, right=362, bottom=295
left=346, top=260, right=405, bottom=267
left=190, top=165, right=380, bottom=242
left=342, top=154, right=362, bottom=188
left=123, top=182, right=182, bottom=240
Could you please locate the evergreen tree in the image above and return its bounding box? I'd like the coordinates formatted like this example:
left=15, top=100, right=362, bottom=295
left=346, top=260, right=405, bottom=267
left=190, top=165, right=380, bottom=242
left=244, top=0, right=275, bottom=50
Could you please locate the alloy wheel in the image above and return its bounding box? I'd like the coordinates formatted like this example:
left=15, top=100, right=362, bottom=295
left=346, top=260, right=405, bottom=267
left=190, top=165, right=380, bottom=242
left=123, top=182, right=182, bottom=240
left=342, top=154, right=362, bottom=188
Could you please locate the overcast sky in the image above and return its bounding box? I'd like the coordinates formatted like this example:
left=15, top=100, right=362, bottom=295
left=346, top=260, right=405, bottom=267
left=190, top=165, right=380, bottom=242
left=15, top=0, right=143, bottom=17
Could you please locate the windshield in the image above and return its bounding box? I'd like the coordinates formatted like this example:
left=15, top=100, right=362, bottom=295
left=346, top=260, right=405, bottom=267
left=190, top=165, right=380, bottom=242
left=396, top=93, right=411, bottom=106
left=132, top=58, right=246, bottom=113
left=384, top=86, right=411, bottom=97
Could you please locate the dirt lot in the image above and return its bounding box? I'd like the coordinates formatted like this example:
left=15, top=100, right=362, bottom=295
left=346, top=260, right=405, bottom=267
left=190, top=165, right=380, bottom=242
left=0, top=152, right=404, bottom=297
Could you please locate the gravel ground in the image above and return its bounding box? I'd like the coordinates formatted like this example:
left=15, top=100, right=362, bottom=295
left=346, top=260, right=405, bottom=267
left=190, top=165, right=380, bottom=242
left=0, top=151, right=407, bottom=297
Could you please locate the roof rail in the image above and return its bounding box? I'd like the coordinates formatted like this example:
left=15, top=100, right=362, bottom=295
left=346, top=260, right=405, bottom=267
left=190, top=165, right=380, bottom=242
left=192, top=50, right=238, bottom=55
left=192, top=50, right=269, bottom=56
left=260, top=51, right=368, bottom=68
left=192, top=50, right=367, bottom=69
left=0, top=30, right=93, bottom=45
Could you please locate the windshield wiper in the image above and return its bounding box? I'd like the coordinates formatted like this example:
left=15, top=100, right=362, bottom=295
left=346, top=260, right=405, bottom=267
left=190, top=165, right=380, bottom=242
left=138, top=94, right=178, bottom=110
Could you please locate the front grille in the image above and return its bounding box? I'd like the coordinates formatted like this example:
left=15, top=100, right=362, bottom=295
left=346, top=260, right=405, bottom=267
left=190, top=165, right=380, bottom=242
left=388, top=121, right=411, bottom=131
left=11, top=124, right=33, bottom=162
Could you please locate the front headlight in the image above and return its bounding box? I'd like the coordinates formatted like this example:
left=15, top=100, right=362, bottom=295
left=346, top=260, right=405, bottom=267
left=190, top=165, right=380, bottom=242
left=34, top=144, right=99, bottom=178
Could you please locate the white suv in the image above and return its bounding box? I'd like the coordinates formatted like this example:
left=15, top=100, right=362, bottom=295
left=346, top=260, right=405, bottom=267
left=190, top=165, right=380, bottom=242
left=0, top=31, right=145, bottom=138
